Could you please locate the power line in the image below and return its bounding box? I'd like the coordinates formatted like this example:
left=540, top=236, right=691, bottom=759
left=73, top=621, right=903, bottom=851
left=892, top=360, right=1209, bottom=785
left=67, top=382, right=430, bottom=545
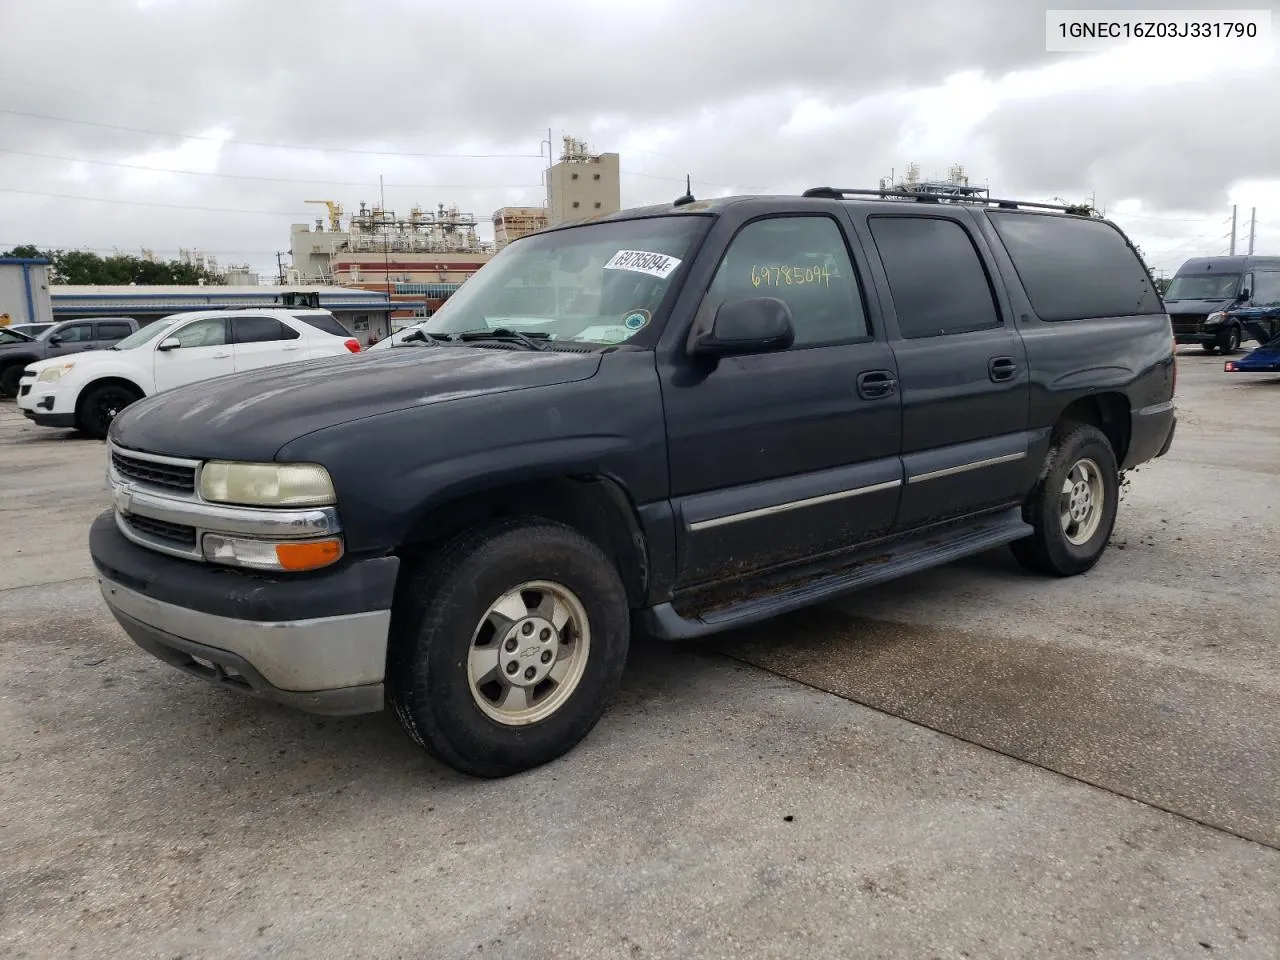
left=0, top=187, right=305, bottom=216
left=0, top=148, right=543, bottom=189
left=0, top=108, right=542, bottom=159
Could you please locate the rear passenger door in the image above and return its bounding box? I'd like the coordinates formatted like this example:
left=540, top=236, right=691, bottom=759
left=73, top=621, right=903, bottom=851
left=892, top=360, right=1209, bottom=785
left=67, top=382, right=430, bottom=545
left=230, top=315, right=304, bottom=372
left=94, top=321, right=135, bottom=349
left=660, top=211, right=903, bottom=585
left=856, top=211, right=1031, bottom=531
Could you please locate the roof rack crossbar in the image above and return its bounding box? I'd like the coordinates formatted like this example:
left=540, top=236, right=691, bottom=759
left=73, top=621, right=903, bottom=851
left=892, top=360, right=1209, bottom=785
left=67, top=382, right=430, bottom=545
left=801, top=187, right=1078, bottom=213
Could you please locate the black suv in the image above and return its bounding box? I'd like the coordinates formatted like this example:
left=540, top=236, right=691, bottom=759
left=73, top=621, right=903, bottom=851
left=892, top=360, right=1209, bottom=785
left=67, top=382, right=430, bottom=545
left=90, top=188, right=1177, bottom=777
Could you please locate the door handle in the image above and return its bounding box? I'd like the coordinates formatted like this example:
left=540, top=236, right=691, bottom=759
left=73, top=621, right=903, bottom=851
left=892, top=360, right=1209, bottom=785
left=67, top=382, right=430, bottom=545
left=988, top=356, right=1018, bottom=382
left=857, top=369, right=898, bottom=400
left=213, top=352, right=231, bottom=359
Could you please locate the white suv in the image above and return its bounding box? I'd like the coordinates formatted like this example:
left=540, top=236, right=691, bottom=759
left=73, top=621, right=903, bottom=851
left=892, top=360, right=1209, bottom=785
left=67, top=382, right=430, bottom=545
left=18, top=308, right=361, bottom=439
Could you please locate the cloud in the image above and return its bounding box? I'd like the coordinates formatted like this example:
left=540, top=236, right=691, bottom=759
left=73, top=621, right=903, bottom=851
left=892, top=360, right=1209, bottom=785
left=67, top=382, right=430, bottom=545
left=1, top=0, right=1278, bottom=276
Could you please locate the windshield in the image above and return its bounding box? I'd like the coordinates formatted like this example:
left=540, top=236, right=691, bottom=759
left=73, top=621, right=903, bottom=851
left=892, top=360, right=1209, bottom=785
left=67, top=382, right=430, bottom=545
left=422, top=215, right=710, bottom=345
left=112, top=316, right=181, bottom=350
left=0, top=328, right=34, bottom=344
left=1164, top=274, right=1241, bottom=301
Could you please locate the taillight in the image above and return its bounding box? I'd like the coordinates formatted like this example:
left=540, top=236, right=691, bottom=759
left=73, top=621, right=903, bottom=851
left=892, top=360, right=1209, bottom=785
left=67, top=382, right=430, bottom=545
left=1225, top=361, right=1236, bottom=372
left=1171, top=333, right=1177, bottom=393
left=344, top=338, right=361, bottom=353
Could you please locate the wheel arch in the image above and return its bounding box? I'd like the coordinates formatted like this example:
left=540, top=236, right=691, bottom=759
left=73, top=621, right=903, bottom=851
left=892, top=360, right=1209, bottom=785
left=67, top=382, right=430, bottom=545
left=1052, top=392, right=1131, bottom=464
left=397, top=473, right=650, bottom=609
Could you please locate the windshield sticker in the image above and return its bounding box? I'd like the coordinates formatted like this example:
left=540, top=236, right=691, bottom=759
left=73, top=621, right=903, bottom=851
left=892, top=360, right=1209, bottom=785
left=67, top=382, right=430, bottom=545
left=576, top=324, right=633, bottom=344
left=751, top=264, right=832, bottom=288
left=622, top=310, right=650, bottom=332
left=604, top=250, right=682, bottom=280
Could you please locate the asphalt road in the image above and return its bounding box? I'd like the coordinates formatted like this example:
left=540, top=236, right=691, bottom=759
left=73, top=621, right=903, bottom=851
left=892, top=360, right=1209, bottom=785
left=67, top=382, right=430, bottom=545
left=1, top=351, right=1277, bottom=960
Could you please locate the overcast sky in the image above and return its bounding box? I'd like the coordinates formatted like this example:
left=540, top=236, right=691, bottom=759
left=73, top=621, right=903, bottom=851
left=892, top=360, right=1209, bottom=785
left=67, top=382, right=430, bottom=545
left=2, top=0, right=1278, bottom=279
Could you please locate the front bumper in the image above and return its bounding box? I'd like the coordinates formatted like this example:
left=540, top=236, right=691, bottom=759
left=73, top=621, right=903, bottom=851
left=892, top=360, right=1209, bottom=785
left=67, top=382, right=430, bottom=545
left=90, top=510, right=400, bottom=715
left=1173, top=331, right=1214, bottom=344
left=18, top=379, right=76, bottom=427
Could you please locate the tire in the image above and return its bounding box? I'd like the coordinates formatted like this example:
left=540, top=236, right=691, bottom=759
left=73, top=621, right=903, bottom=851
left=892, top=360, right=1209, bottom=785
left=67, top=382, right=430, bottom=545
left=76, top=382, right=141, bottom=440
left=386, top=517, right=631, bottom=778
left=1218, top=324, right=1242, bottom=355
left=1010, top=423, right=1120, bottom=578
left=0, top=364, right=23, bottom=398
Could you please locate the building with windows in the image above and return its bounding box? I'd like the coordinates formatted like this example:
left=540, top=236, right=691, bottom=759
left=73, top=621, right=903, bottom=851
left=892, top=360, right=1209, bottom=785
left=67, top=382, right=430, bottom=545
left=546, top=137, right=621, bottom=225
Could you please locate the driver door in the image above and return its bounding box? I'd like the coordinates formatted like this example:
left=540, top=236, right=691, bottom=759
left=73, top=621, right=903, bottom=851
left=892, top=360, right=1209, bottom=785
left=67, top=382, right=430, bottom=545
left=152, top=316, right=234, bottom=392
left=659, top=211, right=904, bottom=586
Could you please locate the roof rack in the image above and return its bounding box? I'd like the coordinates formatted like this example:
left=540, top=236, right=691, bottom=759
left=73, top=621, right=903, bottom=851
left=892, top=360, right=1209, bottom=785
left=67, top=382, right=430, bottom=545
left=801, top=187, right=1078, bottom=214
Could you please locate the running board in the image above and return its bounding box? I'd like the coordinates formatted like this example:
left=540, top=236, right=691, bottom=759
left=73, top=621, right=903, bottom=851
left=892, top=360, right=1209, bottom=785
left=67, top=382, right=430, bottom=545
left=636, top=508, right=1032, bottom=641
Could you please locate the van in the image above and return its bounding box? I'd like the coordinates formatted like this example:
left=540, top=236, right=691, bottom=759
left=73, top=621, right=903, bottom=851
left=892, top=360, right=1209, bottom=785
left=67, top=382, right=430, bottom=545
left=1165, top=255, right=1280, bottom=354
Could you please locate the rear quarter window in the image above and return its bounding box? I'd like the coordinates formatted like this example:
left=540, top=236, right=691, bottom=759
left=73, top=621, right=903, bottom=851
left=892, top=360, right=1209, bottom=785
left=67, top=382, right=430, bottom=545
left=292, top=312, right=352, bottom=338
left=987, top=212, right=1163, bottom=322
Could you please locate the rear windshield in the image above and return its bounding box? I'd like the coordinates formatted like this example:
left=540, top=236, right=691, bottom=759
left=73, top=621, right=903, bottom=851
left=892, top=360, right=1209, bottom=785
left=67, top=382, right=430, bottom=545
left=292, top=312, right=352, bottom=338
left=987, top=212, right=1164, bottom=322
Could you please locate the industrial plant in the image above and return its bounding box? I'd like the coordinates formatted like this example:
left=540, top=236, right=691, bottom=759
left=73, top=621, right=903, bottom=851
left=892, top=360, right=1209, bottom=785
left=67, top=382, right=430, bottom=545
left=288, top=136, right=621, bottom=322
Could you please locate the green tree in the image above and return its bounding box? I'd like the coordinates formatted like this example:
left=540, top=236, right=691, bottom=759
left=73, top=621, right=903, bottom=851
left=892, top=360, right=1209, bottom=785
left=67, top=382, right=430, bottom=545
left=1, top=246, right=224, bottom=285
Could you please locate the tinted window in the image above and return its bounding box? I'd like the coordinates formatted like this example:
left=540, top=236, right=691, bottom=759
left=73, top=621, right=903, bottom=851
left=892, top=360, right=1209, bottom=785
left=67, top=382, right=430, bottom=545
left=704, top=216, right=870, bottom=345
left=96, top=322, right=134, bottom=341
left=868, top=216, right=1000, bottom=338
left=1164, top=273, right=1240, bottom=301
left=988, top=212, right=1163, bottom=321
left=292, top=312, right=352, bottom=338
left=233, top=315, right=301, bottom=343
left=54, top=323, right=95, bottom=343
left=1251, top=272, right=1280, bottom=306
left=170, top=318, right=228, bottom=348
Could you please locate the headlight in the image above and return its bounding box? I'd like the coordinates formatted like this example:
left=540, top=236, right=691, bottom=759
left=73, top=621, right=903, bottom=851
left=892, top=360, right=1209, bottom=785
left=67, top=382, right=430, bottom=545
left=199, top=461, right=336, bottom=507
left=37, top=363, right=74, bottom=383
left=1204, top=312, right=1225, bottom=327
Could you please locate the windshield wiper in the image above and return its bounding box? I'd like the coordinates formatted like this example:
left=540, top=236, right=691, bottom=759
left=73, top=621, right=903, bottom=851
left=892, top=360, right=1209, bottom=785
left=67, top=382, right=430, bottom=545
left=455, top=327, right=551, bottom=351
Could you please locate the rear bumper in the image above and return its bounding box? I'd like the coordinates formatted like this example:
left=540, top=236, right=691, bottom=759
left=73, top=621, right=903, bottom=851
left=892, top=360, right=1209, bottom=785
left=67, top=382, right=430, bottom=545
left=90, top=510, right=399, bottom=715
left=1124, top=400, right=1176, bottom=468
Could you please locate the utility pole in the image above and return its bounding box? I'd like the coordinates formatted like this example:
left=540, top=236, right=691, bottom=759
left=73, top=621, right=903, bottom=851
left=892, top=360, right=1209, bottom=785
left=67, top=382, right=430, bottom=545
left=1230, top=204, right=1237, bottom=255
left=380, top=173, right=392, bottom=341
left=275, top=251, right=286, bottom=285
left=1248, top=207, right=1257, bottom=255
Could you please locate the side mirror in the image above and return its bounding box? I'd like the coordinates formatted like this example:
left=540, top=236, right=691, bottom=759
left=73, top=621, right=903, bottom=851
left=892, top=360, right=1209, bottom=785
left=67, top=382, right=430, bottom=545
left=157, top=337, right=181, bottom=352
left=691, top=297, right=796, bottom=358
left=1236, top=290, right=1250, bottom=302
left=47, top=334, right=63, bottom=346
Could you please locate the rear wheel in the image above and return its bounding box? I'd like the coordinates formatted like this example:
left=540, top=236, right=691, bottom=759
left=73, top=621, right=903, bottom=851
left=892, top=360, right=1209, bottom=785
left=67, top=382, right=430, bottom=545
left=387, top=517, right=630, bottom=778
left=1011, top=423, right=1119, bottom=577
left=76, top=382, right=141, bottom=440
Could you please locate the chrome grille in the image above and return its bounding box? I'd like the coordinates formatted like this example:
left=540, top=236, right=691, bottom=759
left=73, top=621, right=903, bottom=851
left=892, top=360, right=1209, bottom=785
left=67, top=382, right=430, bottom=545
left=121, top=513, right=198, bottom=548
left=1170, top=314, right=1205, bottom=336
left=111, top=450, right=197, bottom=494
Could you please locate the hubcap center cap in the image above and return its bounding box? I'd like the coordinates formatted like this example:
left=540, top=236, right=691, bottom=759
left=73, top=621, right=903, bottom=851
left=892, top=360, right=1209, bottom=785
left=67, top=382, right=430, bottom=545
left=498, top=616, right=558, bottom=686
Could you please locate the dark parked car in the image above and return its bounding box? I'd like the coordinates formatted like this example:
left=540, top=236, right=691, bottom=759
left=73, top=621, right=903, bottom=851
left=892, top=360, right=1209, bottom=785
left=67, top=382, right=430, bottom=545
left=1165, top=255, right=1280, bottom=354
left=91, top=188, right=1176, bottom=778
left=0, top=317, right=140, bottom=397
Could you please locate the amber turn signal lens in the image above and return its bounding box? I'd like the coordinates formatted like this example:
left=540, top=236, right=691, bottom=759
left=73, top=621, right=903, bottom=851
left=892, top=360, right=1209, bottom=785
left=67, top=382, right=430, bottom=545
left=274, top=538, right=343, bottom=571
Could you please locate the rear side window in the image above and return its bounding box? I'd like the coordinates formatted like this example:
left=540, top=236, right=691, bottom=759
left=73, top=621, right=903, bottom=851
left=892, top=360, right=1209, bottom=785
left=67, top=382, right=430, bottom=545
left=1251, top=271, right=1280, bottom=306
left=233, top=316, right=301, bottom=343
left=292, top=312, right=352, bottom=338
left=868, top=216, right=1001, bottom=339
left=96, top=322, right=134, bottom=341
left=988, top=212, right=1163, bottom=321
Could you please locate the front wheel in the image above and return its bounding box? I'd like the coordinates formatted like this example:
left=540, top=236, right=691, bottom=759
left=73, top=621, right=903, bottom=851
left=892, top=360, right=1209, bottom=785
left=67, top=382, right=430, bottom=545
left=1218, top=324, right=1242, bottom=355
left=76, top=383, right=141, bottom=440
left=0, top=364, right=23, bottom=398
left=387, top=517, right=630, bottom=778
left=1011, top=423, right=1120, bottom=577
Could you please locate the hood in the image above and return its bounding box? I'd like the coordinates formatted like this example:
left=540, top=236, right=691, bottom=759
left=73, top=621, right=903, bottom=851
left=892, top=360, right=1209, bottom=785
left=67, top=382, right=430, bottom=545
left=23, top=351, right=104, bottom=374
left=109, top=344, right=603, bottom=461
left=0, top=339, right=42, bottom=357
left=1163, top=298, right=1233, bottom=315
